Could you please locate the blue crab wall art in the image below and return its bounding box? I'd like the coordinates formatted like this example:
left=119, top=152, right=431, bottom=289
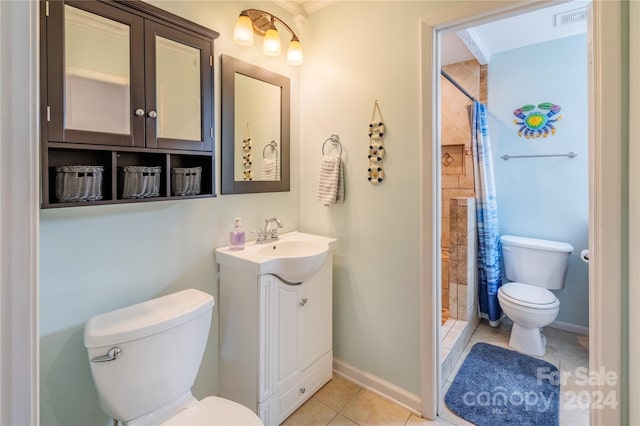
left=513, top=103, right=562, bottom=138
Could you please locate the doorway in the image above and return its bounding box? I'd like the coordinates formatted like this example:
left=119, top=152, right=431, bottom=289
left=419, top=1, right=624, bottom=424
left=438, top=3, right=591, bottom=417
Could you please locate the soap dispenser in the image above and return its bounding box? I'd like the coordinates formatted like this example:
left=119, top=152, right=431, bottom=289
left=229, top=217, right=245, bottom=250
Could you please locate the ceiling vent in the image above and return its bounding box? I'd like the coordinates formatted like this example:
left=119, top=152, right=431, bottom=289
left=554, top=8, right=588, bottom=27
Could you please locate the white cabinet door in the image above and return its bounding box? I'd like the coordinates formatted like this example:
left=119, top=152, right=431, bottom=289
left=274, top=260, right=334, bottom=423
left=259, top=275, right=278, bottom=403
left=276, top=280, right=302, bottom=389
left=300, top=260, right=333, bottom=371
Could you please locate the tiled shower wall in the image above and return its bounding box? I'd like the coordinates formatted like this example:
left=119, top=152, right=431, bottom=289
left=448, top=197, right=478, bottom=321
left=440, top=197, right=480, bottom=379
left=440, top=60, right=487, bottom=319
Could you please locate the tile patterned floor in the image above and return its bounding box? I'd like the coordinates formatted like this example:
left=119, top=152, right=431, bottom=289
left=282, top=374, right=452, bottom=425
left=284, top=320, right=589, bottom=425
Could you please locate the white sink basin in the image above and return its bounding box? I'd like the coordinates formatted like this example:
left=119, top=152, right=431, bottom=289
left=256, top=239, right=327, bottom=257
left=215, top=231, right=337, bottom=283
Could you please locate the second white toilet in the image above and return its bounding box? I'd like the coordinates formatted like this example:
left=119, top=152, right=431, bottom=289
left=497, top=235, right=574, bottom=356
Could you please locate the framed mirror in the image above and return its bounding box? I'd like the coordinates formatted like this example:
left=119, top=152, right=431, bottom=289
left=221, top=55, right=290, bottom=194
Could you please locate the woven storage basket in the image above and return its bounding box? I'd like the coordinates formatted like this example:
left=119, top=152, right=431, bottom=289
left=121, top=166, right=161, bottom=199
left=171, top=166, right=202, bottom=196
left=55, top=165, right=104, bottom=202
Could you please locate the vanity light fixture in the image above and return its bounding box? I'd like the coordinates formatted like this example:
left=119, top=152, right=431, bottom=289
left=233, top=9, right=303, bottom=66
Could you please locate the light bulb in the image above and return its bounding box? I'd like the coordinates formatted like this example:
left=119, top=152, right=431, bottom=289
left=233, top=12, right=254, bottom=46
left=263, top=26, right=281, bottom=56
left=287, top=38, right=303, bottom=65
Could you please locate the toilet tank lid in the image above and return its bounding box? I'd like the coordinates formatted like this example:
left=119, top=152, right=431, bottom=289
left=500, top=235, right=574, bottom=253
left=84, top=289, right=214, bottom=349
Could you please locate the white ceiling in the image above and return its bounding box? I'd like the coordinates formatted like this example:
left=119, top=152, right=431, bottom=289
left=274, top=0, right=337, bottom=16
left=441, top=1, right=590, bottom=66
left=276, top=0, right=590, bottom=67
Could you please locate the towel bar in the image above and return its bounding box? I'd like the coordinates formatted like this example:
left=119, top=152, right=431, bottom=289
left=501, top=152, right=577, bottom=160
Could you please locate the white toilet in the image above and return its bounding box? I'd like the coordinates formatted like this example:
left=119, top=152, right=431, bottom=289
left=84, top=289, right=262, bottom=426
left=498, top=235, right=574, bottom=356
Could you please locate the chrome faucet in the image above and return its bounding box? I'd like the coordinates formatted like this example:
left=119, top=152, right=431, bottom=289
left=254, top=218, right=284, bottom=244
left=264, top=217, right=283, bottom=241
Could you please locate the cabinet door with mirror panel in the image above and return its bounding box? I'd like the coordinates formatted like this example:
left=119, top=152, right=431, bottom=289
left=145, top=22, right=213, bottom=151
left=221, top=55, right=290, bottom=194
left=45, top=0, right=213, bottom=151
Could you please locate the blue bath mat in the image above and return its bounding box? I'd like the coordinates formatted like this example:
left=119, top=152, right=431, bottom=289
left=445, top=342, right=559, bottom=426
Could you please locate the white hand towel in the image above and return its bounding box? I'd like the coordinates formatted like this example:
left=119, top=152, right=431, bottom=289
left=317, top=156, right=345, bottom=206
left=261, top=158, right=277, bottom=180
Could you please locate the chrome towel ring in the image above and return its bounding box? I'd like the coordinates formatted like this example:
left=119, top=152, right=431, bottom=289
left=263, top=140, right=278, bottom=159
left=322, top=134, right=342, bottom=157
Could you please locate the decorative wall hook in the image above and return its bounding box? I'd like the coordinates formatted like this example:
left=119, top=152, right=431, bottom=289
left=243, top=122, right=253, bottom=180
left=367, top=100, right=386, bottom=184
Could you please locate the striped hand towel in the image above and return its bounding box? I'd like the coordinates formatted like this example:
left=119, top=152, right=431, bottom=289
left=317, top=156, right=345, bottom=206
left=261, top=158, right=277, bottom=180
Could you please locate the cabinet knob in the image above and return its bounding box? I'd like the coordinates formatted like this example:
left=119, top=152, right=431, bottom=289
left=148, top=110, right=158, bottom=118
left=300, top=387, right=306, bottom=394
left=135, top=108, right=145, bottom=117
left=299, top=297, right=308, bottom=307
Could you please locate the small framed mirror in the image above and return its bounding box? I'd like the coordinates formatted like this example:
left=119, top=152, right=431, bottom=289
left=221, top=55, right=290, bottom=194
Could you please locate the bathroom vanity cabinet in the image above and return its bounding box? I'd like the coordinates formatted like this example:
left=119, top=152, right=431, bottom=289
left=40, top=0, right=218, bottom=207
left=218, top=255, right=333, bottom=425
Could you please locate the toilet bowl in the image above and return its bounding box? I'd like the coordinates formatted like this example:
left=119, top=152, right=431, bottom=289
left=84, top=289, right=262, bottom=426
left=498, top=282, right=560, bottom=356
left=498, top=235, right=573, bottom=356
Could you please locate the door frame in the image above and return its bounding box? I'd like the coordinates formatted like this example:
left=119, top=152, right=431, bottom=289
left=628, top=1, right=639, bottom=424
left=419, top=1, right=624, bottom=424
left=0, top=0, right=40, bottom=424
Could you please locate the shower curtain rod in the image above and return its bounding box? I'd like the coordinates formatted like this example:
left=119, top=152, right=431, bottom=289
left=441, top=69, right=477, bottom=102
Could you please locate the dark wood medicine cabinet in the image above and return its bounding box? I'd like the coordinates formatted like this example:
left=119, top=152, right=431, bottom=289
left=40, top=0, right=219, bottom=208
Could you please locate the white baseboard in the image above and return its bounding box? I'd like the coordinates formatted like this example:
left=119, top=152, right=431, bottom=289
left=332, top=358, right=422, bottom=416
left=549, top=320, right=589, bottom=336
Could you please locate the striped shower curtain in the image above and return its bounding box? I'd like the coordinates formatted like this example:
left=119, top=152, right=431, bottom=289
left=472, top=101, right=503, bottom=325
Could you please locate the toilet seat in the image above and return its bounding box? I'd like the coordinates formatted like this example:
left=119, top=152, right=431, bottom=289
left=161, top=397, right=262, bottom=426
left=499, top=282, right=559, bottom=309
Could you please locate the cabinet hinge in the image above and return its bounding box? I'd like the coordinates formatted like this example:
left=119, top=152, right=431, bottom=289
left=45, top=1, right=49, bottom=17
left=46, top=106, right=51, bottom=122
left=210, top=128, right=213, bottom=138
left=210, top=55, right=213, bottom=67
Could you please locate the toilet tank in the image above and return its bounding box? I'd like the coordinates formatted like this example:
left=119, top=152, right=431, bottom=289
left=84, top=289, right=214, bottom=423
left=501, top=235, right=574, bottom=290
